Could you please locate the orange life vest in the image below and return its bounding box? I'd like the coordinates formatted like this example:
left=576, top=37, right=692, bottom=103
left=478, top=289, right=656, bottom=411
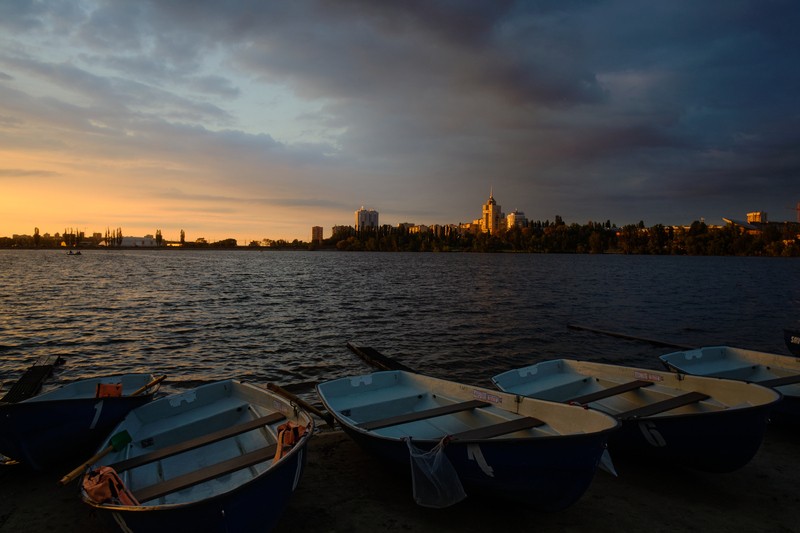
left=273, top=421, right=307, bottom=462
left=95, top=383, right=123, bottom=398
left=83, top=466, right=139, bottom=506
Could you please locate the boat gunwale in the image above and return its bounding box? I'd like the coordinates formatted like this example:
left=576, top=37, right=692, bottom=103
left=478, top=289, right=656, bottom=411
left=81, top=381, right=314, bottom=512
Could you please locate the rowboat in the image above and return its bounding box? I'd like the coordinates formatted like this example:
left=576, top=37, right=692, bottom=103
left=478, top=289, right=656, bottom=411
left=79, top=380, right=313, bottom=533
left=659, top=345, right=800, bottom=424
left=492, top=360, right=780, bottom=473
left=316, top=370, right=619, bottom=511
left=0, top=373, right=162, bottom=470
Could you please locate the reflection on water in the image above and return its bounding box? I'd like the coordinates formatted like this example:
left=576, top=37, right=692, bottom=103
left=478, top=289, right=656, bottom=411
left=1, top=250, right=798, bottom=394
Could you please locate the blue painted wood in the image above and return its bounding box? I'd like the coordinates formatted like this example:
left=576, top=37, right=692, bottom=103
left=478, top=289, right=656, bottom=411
left=660, top=345, right=800, bottom=424
left=493, top=358, right=781, bottom=472
left=0, top=374, right=157, bottom=470
left=82, top=380, right=314, bottom=533
left=318, top=369, right=619, bottom=511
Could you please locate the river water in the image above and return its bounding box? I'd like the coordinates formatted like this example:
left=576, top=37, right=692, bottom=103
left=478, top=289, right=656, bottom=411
left=1, top=250, right=798, bottom=395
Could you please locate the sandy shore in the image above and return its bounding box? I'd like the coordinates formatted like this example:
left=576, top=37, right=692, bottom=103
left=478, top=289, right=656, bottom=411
left=1, top=424, right=797, bottom=532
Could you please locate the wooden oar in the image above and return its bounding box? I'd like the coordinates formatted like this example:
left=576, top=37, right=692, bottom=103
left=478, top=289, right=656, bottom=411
left=59, top=430, right=132, bottom=485
left=567, top=324, right=695, bottom=350
left=131, top=375, right=166, bottom=397
left=346, top=342, right=416, bottom=372
left=266, top=382, right=335, bottom=428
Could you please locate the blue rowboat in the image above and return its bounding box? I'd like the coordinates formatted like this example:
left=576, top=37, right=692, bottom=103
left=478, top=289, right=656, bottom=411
left=316, top=370, right=619, bottom=511
left=492, top=360, right=780, bottom=473
left=80, top=380, right=313, bottom=533
left=0, top=373, right=161, bottom=470
left=659, top=345, right=800, bottom=424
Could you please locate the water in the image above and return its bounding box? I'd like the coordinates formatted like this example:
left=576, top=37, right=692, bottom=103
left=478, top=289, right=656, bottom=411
left=1, top=250, right=799, bottom=395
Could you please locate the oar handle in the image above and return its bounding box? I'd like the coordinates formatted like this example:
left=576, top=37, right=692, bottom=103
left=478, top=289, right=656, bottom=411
left=59, top=444, right=113, bottom=485
left=266, top=382, right=335, bottom=427
left=132, top=375, right=166, bottom=396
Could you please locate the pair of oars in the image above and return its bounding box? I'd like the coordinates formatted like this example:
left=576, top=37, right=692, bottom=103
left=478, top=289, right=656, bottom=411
left=59, top=375, right=166, bottom=485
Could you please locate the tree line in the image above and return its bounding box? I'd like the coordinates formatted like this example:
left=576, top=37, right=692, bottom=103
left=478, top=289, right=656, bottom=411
left=321, top=219, right=800, bottom=256
left=3, top=219, right=799, bottom=256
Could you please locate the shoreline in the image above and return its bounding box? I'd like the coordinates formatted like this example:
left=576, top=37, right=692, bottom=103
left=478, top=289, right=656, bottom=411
left=0, top=424, right=797, bottom=532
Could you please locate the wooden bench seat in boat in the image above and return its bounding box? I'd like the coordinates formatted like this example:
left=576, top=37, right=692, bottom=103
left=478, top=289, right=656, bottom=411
left=617, top=391, right=711, bottom=420
left=566, top=380, right=654, bottom=405
left=133, top=443, right=279, bottom=503
left=357, top=400, right=490, bottom=431
left=450, top=416, right=545, bottom=441
left=110, top=412, right=286, bottom=473
left=755, top=374, right=800, bottom=388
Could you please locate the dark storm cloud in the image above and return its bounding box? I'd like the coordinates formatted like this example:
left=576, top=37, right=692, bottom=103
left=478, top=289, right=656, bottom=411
left=3, top=0, right=800, bottom=234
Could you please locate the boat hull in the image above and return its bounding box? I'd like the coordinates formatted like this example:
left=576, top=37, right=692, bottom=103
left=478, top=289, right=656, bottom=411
left=659, top=346, right=800, bottom=424
left=0, top=375, right=157, bottom=470
left=93, top=445, right=307, bottom=533
left=340, top=424, right=608, bottom=511
left=493, top=360, right=780, bottom=472
left=83, top=380, right=313, bottom=533
left=608, top=403, right=773, bottom=472
left=317, top=370, right=619, bottom=511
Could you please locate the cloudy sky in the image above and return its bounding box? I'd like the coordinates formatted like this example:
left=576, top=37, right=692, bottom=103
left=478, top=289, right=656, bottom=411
left=1, top=1, right=798, bottom=243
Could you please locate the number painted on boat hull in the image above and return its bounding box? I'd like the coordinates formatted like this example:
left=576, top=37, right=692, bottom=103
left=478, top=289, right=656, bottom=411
left=467, top=444, right=495, bottom=477
left=90, top=400, right=103, bottom=429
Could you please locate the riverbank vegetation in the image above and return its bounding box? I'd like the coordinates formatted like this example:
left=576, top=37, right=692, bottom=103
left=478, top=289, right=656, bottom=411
left=3, top=219, right=799, bottom=256
left=323, top=220, right=800, bottom=256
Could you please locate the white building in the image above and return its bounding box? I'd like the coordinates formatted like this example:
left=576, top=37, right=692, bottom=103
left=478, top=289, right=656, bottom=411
left=507, top=209, right=528, bottom=229
left=355, top=206, right=379, bottom=231
left=120, top=235, right=158, bottom=247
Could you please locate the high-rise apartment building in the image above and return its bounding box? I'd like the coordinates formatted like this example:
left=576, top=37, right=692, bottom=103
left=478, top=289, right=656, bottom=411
left=355, top=206, right=379, bottom=231
left=311, top=226, right=323, bottom=243
left=481, top=190, right=504, bottom=234
left=507, top=209, right=528, bottom=229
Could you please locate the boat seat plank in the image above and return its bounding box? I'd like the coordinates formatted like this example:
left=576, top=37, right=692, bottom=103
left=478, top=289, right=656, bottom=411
left=755, top=374, right=800, bottom=388
left=566, top=380, right=654, bottom=405
left=110, top=412, right=286, bottom=473
left=133, top=444, right=278, bottom=503
left=357, top=400, right=490, bottom=431
left=450, top=416, right=545, bottom=441
left=617, top=391, right=710, bottom=420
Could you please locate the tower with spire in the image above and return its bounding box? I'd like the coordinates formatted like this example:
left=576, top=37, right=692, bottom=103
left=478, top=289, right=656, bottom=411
left=481, top=188, right=504, bottom=234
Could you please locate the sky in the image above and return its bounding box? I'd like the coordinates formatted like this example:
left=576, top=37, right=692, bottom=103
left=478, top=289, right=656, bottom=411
left=1, top=1, right=799, bottom=243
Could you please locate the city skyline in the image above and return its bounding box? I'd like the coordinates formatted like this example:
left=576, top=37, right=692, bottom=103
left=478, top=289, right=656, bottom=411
left=2, top=2, right=798, bottom=242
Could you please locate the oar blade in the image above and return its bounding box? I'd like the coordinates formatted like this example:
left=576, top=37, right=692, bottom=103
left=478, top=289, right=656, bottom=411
left=109, top=430, right=132, bottom=451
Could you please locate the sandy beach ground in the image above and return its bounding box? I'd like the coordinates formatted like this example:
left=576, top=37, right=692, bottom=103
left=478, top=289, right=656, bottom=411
left=0, top=423, right=797, bottom=532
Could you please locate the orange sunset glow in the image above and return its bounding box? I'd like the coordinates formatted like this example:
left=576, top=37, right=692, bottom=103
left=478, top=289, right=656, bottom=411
left=2, top=2, right=798, bottom=242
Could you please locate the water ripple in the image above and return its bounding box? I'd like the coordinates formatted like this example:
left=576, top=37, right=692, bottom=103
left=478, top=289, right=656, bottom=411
left=1, top=250, right=799, bottom=393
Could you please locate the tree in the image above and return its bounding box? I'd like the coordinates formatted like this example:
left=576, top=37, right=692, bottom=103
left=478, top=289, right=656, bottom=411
left=180, top=229, right=185, bottom=246
left=155, top=229, right=163, bottom=247
left=33, top=227, right=40, bottom=247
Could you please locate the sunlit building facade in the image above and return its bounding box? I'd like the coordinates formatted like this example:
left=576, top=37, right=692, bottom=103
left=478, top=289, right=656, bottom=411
left=481, top=190, right=504, bottom=234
